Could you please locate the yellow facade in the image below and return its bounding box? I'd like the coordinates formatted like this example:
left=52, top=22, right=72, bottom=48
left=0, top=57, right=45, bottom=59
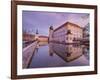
left=65, top=22, right=83, bottom=43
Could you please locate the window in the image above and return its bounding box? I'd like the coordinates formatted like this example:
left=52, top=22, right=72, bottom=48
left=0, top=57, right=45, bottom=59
left=67, top=30, right=72, bottom=35
left=66, top=37, right=68, bottom=40
left=70, top=37, right=71, bottom=40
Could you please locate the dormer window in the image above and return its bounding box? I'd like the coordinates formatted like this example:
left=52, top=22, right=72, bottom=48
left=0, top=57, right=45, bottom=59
left=66, top=30, right=72, bottom=35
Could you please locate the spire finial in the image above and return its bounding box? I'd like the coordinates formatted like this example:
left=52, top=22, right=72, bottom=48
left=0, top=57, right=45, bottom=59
left=36, top=29, right=38, bottom=34
left=50, top=26, right=53, bottom=30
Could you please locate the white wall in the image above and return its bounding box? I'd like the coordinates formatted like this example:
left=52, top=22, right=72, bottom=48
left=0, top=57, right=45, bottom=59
left=0, top=0, right=99, bottom=80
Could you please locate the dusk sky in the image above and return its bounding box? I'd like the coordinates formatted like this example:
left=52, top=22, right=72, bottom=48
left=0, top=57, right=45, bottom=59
left=22, top=11, right=89, bottom=36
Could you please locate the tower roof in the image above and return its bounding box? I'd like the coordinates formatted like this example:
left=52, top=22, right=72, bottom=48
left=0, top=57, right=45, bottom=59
left=49, top=26, right=53, bottom=30
left=36, top=29, right=39, bottom=34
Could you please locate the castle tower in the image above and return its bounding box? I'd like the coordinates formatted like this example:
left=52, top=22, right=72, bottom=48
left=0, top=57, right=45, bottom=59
left=49, top=26, right=54, bottom=42
left=35, top=29, right=39, bottom=41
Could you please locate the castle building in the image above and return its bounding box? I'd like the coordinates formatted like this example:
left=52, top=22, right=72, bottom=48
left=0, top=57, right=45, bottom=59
left=83, top=23, right=89, bottom=44
left=49, top=22, right=83, bottom=43
left=38, top=35, right=48, bottom=42
left=23, top=33, right=35, bottom=41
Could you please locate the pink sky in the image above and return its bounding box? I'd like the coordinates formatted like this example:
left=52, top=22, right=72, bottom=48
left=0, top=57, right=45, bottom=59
left=22, top=11, right=89, bottom=36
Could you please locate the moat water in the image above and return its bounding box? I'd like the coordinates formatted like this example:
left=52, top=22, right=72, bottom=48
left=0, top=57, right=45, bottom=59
left=26, top=42, right=89, bottom=68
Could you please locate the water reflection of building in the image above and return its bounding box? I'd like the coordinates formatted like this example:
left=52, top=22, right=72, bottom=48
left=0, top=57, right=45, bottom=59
left=65, top=44, right=83, bottom=61
left=49, top=22, right=83, bottom=43
left=49, top=43, right=85, bottom=62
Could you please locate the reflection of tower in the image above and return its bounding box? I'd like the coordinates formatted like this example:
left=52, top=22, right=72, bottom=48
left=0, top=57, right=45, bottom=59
left=49, top=26, right=53, bottom=42
left=48, top=43, right=54, bottom=56
left=35, top=29, right=39, bottom=41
